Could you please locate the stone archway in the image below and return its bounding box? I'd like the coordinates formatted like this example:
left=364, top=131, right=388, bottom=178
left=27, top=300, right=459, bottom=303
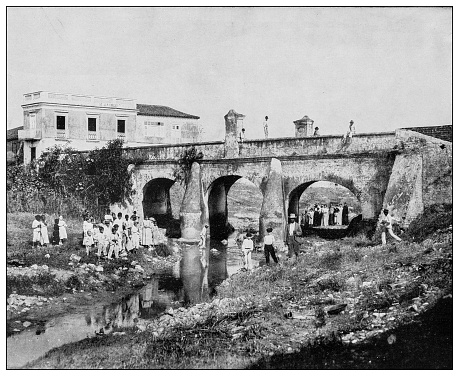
left=142, top=178, right=176, bottom=228
left=206, top=175, right=241, bottom=240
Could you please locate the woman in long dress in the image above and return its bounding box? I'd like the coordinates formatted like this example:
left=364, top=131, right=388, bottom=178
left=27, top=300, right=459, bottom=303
left=39, top=214, right=50, bottom=247
left=141, top=216, right=153, bottom=248
left=58, top=215, right=68, bottom=243
left=131, top=221, right=140, bottom=252
left=151, top=218, right=160, bottom=246
left=32, top=215, right=42, bottom=248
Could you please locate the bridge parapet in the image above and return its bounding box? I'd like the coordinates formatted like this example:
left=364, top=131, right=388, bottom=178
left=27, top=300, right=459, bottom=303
left=237, top=132, right=397, bottom=158
left=124, top=131, right=397, bottom=161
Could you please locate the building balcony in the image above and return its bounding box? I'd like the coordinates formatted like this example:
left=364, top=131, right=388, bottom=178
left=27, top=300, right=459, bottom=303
left=56, top=130, right=68, bottom=139
left=87, top=131, right=99, bottom=140
left=18, top=129, right=42, bottom=140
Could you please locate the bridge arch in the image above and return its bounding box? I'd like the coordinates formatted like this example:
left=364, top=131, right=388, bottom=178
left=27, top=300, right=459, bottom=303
left=206, top=175, right=262, bottom=240
left=287, top=180, right=360, bottom=218
left=142, top=177, right=182, bottom=228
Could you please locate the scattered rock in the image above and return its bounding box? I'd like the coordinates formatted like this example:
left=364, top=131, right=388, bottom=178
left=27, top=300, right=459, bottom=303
left=326, top=303, right=347, bottom=315
left=22, top=321, right=32, bottom=328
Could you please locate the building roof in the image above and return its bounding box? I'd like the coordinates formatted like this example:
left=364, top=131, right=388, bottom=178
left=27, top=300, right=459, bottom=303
left=7, top=126, right=23, bottom=141
left=137, top=104, right=200, bottom=119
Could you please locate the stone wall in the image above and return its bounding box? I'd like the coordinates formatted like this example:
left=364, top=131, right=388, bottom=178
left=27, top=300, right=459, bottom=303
left=382, top=130, right=452, bottom=221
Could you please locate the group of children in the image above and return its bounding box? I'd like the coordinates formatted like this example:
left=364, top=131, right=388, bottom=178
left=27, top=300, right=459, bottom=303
left=83, top=211, right=160, bottom=260
left=32, top=214, right=68, bottom=248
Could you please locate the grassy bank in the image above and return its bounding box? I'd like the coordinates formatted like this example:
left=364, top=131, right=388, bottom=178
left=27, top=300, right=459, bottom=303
left=26, top=225, right=452, bottom=369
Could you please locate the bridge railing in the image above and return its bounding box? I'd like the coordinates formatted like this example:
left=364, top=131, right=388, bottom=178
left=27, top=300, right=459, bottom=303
left=237, top=132, right=397, bottom=158
left=125, top=131, right=397, bottom=161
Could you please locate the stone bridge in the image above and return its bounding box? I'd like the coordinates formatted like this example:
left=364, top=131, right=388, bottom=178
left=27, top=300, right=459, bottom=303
left=119, top=110, right=452, bottom=242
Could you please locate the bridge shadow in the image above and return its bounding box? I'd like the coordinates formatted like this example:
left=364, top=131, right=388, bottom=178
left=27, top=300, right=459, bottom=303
left=247, top=297, right=452, bottom=370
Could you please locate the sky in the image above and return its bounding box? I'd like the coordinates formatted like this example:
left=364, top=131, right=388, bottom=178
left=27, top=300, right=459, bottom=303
left=6, top=7, right=452, bottom=141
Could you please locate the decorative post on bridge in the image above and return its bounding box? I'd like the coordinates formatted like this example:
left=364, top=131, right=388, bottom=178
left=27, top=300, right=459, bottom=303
left=224, top=109, right=245, bottom=158
left=294, top=115, right=314, bottom=137
left=179, top=162, right=203, bottom=240
left=259, top=158, right=286, bottom=249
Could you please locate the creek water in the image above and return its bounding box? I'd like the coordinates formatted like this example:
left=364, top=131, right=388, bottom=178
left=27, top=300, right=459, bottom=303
left=7, top=238, right=261, bottom=368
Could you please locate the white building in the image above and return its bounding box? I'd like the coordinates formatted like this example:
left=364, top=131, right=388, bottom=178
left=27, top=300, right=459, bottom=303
left=18, top=91, right=201, bottom=164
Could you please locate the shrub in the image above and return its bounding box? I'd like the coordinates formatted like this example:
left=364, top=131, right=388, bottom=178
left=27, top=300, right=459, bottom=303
left=319, top=249, right=343, bottom=270
left=406, top=203, right=452, bottom=242
left=317, top=275, right=345, bottom=292
left=154, top=243, right=173, bottom=257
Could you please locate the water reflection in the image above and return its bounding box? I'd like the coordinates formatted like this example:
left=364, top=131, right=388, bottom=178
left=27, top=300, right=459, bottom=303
left=7, top=239, right=256, bottom=368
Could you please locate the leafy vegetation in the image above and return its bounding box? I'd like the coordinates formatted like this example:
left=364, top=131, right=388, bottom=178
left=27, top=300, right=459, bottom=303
left=6, top=139, right=145, bottom=218
left=405, top=203, right=452, bottom=242
left=172, top=146, right=203, bottom=185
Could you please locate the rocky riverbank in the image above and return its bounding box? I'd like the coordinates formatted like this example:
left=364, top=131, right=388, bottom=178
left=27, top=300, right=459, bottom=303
left=25, top=227, right=452, bottom=369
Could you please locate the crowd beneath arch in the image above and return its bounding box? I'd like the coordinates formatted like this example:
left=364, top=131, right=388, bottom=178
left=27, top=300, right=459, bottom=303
left=300, top=202, right=351, bottom=230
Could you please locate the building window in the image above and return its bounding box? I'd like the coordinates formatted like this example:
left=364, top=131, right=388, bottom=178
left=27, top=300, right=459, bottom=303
left=117, top=119, right=126, bottom=133
left=55, top=113, right=68, bottom=139
left=29, top=114, right=36, bottom=129
left=56, top=116, right=66, bottom=130
left=87, top=117, right=98, bottom=140
left=88, top=118, right=97, bottom=132
left=31, top=147, right=36, bottom=162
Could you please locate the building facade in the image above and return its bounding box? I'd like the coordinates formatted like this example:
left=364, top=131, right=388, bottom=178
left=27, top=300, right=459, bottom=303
left=18, top=91, right=200, bottom=164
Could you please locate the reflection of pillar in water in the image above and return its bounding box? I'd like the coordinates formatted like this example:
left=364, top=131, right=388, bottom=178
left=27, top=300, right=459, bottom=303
left=141, top=280, right=157, bottom=309
left=201, top=246, right=209, bottom=295
left=172, top=259, right=181, bottom=279
left=181, top=245, right=208, bottom=304
left=208, top=241, right=229, bottom=288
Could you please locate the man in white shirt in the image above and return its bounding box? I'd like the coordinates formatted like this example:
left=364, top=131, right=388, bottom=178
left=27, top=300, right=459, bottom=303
left=285, top=213, right=302, bottom=259
left=241, top=232, right=254, bottom=270
left=263, top=227, right=278, bottom=264
left=379, top=209, right=402, bottom=245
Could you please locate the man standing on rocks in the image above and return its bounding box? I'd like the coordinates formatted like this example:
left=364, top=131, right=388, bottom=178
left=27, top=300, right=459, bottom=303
left=379, top=209, right=402, bottom=245
left=286, top=213, right=302, bottom=260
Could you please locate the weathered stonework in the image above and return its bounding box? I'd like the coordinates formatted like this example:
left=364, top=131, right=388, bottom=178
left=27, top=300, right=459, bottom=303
left=180, top=162, right=203, bottom=240
left=121, top=119, right=451, bottom=238
left=259, top=158, right=285, bottom=247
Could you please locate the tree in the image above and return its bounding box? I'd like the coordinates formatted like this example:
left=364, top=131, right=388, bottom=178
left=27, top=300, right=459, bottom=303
left=173, top=146, right=203, bottom=185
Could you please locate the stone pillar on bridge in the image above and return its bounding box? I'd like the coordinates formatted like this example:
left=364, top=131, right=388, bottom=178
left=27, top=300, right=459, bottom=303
left=180, top=162, right=203, bottom=240
left=224, top=109, right=245, bottom=158
left=259, top=158, right=286, bottom=248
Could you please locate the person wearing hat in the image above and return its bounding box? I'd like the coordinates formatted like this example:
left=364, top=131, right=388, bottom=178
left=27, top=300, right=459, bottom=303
left=239, top=128, right=246, bottom=143
left=286, top=213, right=302, bottom=259
left=263, top=227, right=278, bottom=264
left=241, top=232, right=254, bottom=270
left=313, top=126, right=320, bottom=136
left=378, top=208, right=402, bottom=245
left=263, top=116, right=269, bottom=138
left=349, top=120, right=355, bottom=138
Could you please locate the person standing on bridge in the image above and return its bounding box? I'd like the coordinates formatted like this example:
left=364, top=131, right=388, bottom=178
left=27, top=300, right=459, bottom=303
left=349, top=120, right=355, bottom=137
left=239, top=128, right=246, bottom=142
left=263, top=116, right=269, bottom=138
